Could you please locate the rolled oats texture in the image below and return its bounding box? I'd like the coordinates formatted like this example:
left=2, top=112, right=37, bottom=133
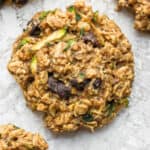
left=0, top=0, right=150, bottom=150
left=116, top=0, right=150, bottom=32
left=0, top=124, right=48, bottom=150
left=8, top=1, right=134, bottom=133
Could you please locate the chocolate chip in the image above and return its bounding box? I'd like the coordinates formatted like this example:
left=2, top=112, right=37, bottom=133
left=27, top=76, right=34, bottom=83
left=12, top=0, right=28, bottom=5
left=48, top=77, right=71, bottom=100
left=93, top=78, right=102, bottom=89
left=57, top=82, right=71, bottom=100
left=48, top=72, right=53, bottom=76
left=70, top=79, right=91, bottom=91
left=82, top=32, right=99, bottom=47
left=30, top=25, right=41, bottom=37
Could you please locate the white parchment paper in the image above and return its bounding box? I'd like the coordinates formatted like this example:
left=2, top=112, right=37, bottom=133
left=0, top=0, right=150, bottom=150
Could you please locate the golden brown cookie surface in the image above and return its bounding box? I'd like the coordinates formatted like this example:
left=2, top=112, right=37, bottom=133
left=117, top=0, right=150, bottom=32
left=8, top=1, right=134, bottom=133
left=0, top=124, right=48, bottom=150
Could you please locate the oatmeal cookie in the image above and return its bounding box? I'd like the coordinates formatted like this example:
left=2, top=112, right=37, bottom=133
left=8, top=1, right=134, bottom=133
left=0, top=124, right=48, bottom=150
left=0, top=0, right=28, bottom=7
left=117, top=0, right=150, bottom=32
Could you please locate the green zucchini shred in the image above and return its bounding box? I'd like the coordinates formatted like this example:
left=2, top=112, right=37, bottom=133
left=64, top=39, right=75, bottom=51
left=30, top=56, right=37, bottom=74
left=82, top=114, right=94, bottom=122
left=39, top=11, right=50, bottom=21
left=18, top=39, right=29, bottom=48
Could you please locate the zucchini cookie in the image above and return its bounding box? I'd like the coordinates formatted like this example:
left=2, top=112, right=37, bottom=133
left=0, top=124, right=48, bottom=150
left=117, top=0, right=150, bottom=32
left=8, top=1, right=134, bottom=133
left=0, top=0, right=28, bottom=7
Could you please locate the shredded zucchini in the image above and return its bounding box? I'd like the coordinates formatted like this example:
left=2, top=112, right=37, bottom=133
left=32, top=28, right=67, bottom=51
left=30, top=56, right=37, bottom=74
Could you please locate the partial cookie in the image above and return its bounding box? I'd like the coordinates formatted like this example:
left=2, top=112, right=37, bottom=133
left=0, top=0, right=28, bottom=7
left=117, top=0, right=150, bottom=32
left=0, top=124, right=48, bottom=150
left=8, top=1, right=134, bottom=133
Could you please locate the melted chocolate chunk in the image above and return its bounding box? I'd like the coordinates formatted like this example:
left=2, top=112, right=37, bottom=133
left=70, top=79, right=91, bottom=91
left=48, top=76, right=71, bottom=100
left=30, top=25, right=41, bottom=37
left=82, top=32, right=99, bottom=47
left=93, top=78, right=102, bottom=89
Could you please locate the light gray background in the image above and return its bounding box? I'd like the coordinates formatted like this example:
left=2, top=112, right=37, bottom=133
left=0, top=0, right=150, bottom=150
